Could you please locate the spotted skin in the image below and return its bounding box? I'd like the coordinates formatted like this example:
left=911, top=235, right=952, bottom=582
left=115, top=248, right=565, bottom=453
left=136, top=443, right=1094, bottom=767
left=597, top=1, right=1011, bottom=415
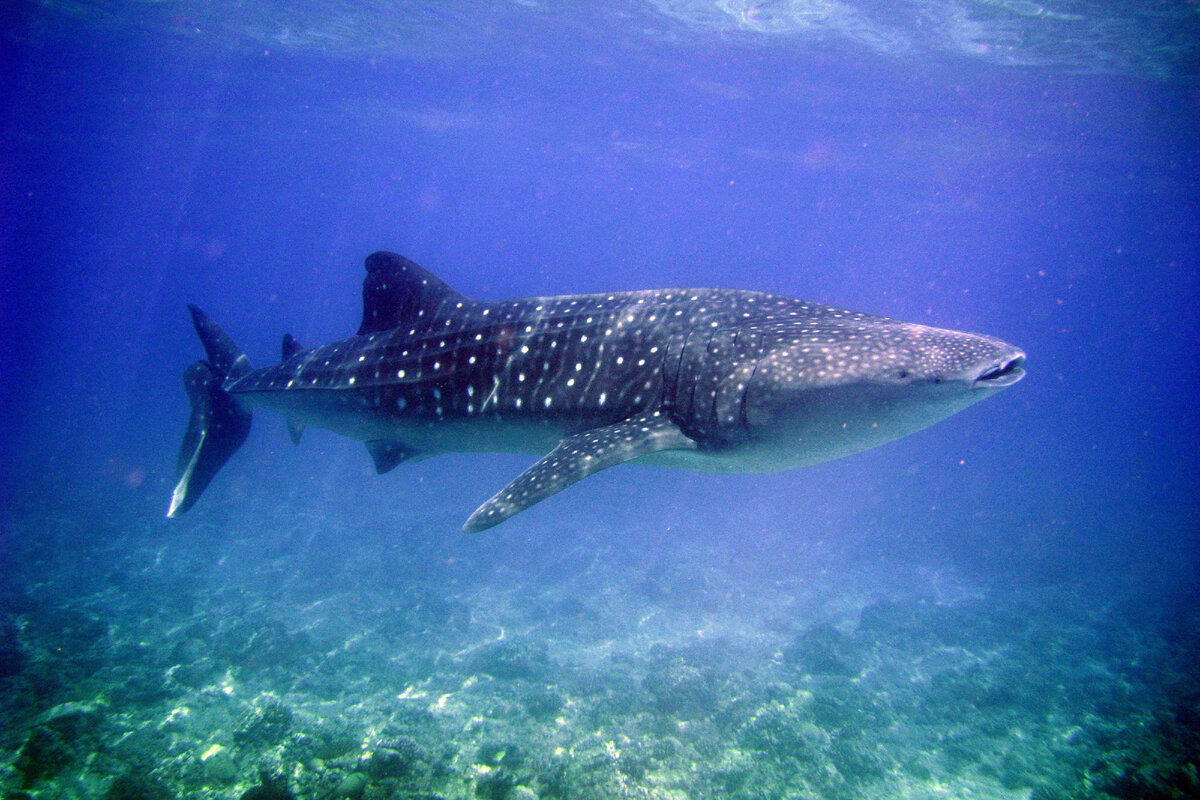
left=168, top=251, right=1026, bottom=529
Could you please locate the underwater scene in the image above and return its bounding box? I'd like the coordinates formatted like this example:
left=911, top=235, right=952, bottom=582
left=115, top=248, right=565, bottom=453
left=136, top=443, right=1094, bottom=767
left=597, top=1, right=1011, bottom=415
left=1, top=1, right=1198, bottom=799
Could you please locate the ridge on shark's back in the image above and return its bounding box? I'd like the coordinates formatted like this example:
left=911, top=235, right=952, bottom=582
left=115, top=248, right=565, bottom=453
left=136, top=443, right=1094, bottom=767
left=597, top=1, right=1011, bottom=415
left=168, top=251, right=1026, bottom=531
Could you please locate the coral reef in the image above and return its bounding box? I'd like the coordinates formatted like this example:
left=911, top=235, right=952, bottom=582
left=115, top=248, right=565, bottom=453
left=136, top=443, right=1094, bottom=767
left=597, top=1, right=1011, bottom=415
left=1, top=503, right=1195, bottom=800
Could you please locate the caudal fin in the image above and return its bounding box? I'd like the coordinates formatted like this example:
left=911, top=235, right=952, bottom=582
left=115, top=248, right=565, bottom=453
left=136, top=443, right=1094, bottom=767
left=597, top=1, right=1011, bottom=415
left=167, top=306, right=253, bottom=518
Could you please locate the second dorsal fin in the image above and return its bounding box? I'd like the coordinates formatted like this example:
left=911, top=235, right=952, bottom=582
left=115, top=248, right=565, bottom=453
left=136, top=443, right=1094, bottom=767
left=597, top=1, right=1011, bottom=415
left=357, top=251, right=469, bottom=336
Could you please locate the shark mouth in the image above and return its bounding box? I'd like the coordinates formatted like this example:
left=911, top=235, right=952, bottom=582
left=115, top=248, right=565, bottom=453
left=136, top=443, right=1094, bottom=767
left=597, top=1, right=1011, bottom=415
left=973, top=354, right=1026, bottom=388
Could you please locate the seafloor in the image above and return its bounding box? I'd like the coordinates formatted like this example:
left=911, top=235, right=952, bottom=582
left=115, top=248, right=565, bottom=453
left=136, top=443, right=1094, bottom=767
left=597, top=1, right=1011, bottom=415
left=1, top=485, right=1197, bottom=800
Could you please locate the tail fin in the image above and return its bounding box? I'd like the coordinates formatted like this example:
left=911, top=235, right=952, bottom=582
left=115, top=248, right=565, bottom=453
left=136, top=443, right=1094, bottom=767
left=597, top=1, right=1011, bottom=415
left=166, top=306, right=253, bottom=518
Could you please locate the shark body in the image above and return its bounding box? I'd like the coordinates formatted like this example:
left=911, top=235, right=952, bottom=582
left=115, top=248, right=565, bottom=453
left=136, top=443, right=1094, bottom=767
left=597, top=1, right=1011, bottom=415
left=168, top=251, right=1025, bottom=530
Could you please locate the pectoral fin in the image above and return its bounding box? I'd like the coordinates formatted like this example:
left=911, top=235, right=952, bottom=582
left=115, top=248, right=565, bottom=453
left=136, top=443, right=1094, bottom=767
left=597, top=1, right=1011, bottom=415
left=463, top=411, right=696, bottom=532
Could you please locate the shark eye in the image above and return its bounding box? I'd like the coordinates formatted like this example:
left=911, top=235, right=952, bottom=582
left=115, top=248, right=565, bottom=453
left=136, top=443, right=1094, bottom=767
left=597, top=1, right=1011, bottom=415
left=897, top=369, right=910, bottom=379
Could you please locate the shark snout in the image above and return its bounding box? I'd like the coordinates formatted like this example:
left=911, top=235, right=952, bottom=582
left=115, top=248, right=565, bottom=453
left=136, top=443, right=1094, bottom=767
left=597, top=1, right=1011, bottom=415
left=972, top=350, right=1026, bottom=389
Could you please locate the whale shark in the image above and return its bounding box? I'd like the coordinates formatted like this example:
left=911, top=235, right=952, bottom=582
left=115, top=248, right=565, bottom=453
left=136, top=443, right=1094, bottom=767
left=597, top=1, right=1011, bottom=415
left=167, top=251, right=1025, bottom=530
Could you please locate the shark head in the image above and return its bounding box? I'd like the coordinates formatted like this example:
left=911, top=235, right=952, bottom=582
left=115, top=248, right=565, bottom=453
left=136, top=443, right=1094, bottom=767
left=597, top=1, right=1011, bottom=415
left=741, top=320, right=1025, bottom=467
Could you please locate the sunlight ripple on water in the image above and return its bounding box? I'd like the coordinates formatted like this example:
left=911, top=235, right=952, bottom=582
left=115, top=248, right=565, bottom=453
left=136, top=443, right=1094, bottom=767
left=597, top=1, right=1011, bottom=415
left=25, top=0, right=1200, bottom=78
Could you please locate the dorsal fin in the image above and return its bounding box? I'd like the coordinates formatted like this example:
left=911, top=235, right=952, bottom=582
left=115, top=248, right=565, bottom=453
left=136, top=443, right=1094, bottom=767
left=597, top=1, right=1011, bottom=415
left=357, top=251, right=469, bottom=336
left=281, top=332, right=304, bottom=361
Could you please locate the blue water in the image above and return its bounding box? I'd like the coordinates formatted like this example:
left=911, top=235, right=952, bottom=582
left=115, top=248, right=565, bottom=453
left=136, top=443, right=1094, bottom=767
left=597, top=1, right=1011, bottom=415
left=2, top=2, right=1198, bottom=798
